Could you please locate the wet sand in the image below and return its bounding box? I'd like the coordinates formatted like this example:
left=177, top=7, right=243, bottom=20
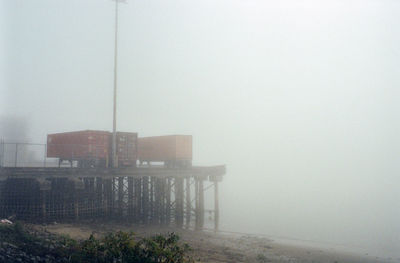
left=34, top=222, right=396, bottom=263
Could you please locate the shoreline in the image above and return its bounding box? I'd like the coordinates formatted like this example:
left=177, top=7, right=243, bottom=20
left=34, top=222, right=396, bottom=263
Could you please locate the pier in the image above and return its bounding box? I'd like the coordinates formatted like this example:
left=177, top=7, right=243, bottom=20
left=0, top=166, right=225, bottom=231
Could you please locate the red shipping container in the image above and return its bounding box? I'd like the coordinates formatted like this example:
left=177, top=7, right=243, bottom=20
left=47, top=130, right=110, bottom=161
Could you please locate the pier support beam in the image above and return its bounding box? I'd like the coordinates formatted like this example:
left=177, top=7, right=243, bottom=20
left=185, top=178, right=191, bottom=228
left=74, top=190, right=79, bottom=220
left=142, top=176, right=149, bottom=224
left=160, top=178, right=166, bottom=225
left=96, top=177, right=103, bottom=217
left=40, top=190, right=47, bottom=221
left=104, top=179, right=112, bottom=218
left=127, top=177, right=134, bottom=219
left=214, top=182, right=219, bottom=231
left=195, top=179, right=199, bottom=230
left=175, top=178, right=184, bottom=228
left=166, top=178, right=171, bottom=225
left=198, top=179, right=204, bottom=229
left=134, top=178, right=142, bottom=222
left=150, top=177, right=155, bottom=223
left=153, top=178, right=161, bottom=224
left=118, top=177, right=124, bottom=217
left=195, top=178, right=205, bottom=230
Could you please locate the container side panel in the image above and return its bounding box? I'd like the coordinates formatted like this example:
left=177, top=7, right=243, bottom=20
left=138, top=135, right=192, bottom=162
left=47, top=131, right=110, bottom=160
left=115, top=132, right=138, bottom=167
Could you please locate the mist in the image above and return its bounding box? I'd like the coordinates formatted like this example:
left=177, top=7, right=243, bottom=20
left=2, top=0, right=400, bottom=258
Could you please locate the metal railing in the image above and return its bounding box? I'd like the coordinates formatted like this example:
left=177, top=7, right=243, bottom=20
left=0, top=141, right=110, bottom=168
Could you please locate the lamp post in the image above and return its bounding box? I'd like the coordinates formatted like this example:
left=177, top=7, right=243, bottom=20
left=112, top=0, right=126, bottom=168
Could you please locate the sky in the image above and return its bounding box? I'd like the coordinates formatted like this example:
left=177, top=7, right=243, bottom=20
left=2, top=0, right=400, bottom=258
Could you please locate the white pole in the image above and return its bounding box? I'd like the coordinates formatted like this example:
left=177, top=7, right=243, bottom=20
left=112, top=0, right=119, bottom=168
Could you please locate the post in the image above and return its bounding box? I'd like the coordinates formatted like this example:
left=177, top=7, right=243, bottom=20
left=166, top=178, right=171, bottom=225
left=96, top=177, right=103, bottom=217
left=104, top=179, right=112, bottom=218
left=15, top=143, right=18, bottom=167
left=214, top=182, right=219, bottom=232
left=74, top=190, right=79, bottom=220
left=128, top=177, right=134, bottom=218
left=134, top=178, right=142, bottom=222
left=150, top=177, right=154, bottom=222
left=41, top=190, right=47, bottom=222
left=111, top=178, right=116, bottom=217
left=185, top=178, right=191, bottom=228
left=111, top=0, right=119, bottom=168
left=43, top=144, right=47, bottom=167
left=142, top=176, right=149, bottom=224
left=194, top=179, right=199, bottom=230
left=160, top=178, right=166, bottom=225
left=0, top=139, right=3, bottom=167
left=71, top=148, right=74, bottom=168
left=118, top=177, right=124, bottom=217
left=198, top=180, right=204, bottom=229
left=175, top=178, right=184, bottom=228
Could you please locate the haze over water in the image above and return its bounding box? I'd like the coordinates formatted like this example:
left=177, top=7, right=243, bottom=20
left=2, top=0, right=400, bottom=258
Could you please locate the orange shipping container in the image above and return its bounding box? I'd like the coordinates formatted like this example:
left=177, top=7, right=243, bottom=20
left=138, top=135, right=192, bottom=166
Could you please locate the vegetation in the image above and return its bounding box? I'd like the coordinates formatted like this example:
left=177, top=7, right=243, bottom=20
left=0, top=223, right=194, bottom=263
left=256, top=253, right=271, bottom=263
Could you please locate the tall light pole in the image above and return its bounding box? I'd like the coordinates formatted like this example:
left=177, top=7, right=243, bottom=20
left=112, top=0, right=126, bottom=168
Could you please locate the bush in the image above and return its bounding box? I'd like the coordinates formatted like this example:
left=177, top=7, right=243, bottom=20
left=71, top=231, right=193, bottom=263
left=135, top=233, right=193, bottom=263
left=0, top=224, right=194, bottom=263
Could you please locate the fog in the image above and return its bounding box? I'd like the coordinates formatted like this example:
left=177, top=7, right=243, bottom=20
left=2, top=0, right=400, bottom=258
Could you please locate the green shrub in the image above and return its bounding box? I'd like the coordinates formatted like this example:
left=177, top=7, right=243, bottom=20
left=256, top=253, right=270, bottom=263
left=72, top=231, right=193, bottom=263
left=135, top=233, right=193, bottom=263
left=0, top=223, right=194, bottom=263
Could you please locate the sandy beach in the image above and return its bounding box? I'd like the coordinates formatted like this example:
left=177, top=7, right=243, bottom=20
left=31, top=222, right=396, bottom=263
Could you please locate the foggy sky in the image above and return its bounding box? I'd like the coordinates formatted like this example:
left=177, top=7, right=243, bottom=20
left=2, top=0, right=400, bottom=258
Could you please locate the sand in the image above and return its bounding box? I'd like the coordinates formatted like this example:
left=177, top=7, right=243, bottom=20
left=32, top=222, right=397, bottom=263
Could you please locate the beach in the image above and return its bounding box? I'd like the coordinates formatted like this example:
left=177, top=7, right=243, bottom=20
left=33, top=222, right=396, bottom=263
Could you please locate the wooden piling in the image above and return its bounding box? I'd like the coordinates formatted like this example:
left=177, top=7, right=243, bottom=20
left=118, top=177, right=124, bottom=217
left=195, top=179, right=199, bottom=230
left=175, top=178, right=184, bottom=228
left=128, top=177, right=134, bottom=219
left=41, top=190, right=46, bottom=222
left=214, top=182, right=219, bottom=231
left=150, top=177, right=154, bottom=223
left=198, top=179, right=204, bottom=229
left=96, top=177, right=103, bottom=217
left=134, top=178, right=142, bottom=222
left=185, top=178, right=191, bottom=228
left=166, top=178, right=171, bottom=225
left=160, top=178, right=166, bottom=225
left=142, top=176, right=149, bottom=224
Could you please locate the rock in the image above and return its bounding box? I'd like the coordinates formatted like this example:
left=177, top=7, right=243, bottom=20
left=0, top=219, right=13, bottom=225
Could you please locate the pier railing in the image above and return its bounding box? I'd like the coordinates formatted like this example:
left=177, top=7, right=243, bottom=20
left=0, top=141, right=110, bottom=168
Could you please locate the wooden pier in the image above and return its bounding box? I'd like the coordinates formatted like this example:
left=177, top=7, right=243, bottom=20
left=0, top=166, right=224, bottom=230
